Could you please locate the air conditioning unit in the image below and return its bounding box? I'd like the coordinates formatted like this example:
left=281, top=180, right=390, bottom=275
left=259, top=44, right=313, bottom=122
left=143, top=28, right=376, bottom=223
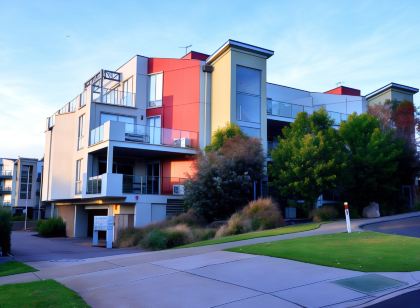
left=173, top=138, right=191, bottom=148
left=173, top=185, right=185, bottom=195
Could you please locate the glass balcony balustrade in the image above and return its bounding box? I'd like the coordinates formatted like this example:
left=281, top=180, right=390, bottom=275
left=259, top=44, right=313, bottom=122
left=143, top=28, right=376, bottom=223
left=89, top=121, right=199, bottom=149
left=267, top=99, right=349, bottom=125
left=86, top=174, right=186, bottom=196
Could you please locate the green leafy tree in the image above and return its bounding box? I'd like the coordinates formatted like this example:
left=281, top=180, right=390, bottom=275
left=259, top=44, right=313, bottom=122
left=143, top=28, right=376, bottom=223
left=185, top=133, right=264, bottom=222
left=204, top=123, right=245, bottom=152
left=270, top=109, right=346, bottom=211
left=339, top=113, right=408, bottom=213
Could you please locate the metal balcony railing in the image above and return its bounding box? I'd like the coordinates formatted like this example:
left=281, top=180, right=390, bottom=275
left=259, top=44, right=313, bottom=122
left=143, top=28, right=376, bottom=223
left=122, top=175, right=186, bottom=195
left=86, top=176, right=102, bottom=194
left=0, top=170, right=13, bottom=177
left=0, top=186, right=12, bottom=193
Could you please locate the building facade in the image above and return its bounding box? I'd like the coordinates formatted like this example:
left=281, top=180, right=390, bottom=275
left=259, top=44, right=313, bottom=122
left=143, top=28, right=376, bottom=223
left=42, top=39, right=417, bottom=239
left=1, top=157, right=43, bottom=218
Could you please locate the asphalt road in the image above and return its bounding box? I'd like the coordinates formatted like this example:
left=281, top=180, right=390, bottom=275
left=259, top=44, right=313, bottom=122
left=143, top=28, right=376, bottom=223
left=368, top=289, right=420, bottom=308
left=364, top=216, right=420, bottom=307
left=362, top=216, right=420, bottom=238
left=11, top=231, right=140, bottom=262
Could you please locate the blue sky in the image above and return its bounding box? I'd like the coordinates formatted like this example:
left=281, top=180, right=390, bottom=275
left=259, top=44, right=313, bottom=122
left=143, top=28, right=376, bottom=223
left=1, top=0, right=419, bottom=158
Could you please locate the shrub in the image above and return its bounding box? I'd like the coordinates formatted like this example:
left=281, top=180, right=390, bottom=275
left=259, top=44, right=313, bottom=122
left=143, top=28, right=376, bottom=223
left=169, top=209, right=205, bottom=227
left=185, top=126, right=265, bottom=222
left=37, top=217, right=66, bottom=237
left=0, top=208, right=12, bottom=256
left=12, top=215, right=26, bottom=221
left=141, top=229, right=168, bottom=250
left=140, top=224, right=194, bottom=250
left=311, top=206, right=339, bottom=222
left=216, top=198, right=284, bottom=237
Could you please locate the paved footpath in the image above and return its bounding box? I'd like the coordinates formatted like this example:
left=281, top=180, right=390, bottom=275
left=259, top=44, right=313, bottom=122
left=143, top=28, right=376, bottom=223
left=2, top=212, right=420, bottom=308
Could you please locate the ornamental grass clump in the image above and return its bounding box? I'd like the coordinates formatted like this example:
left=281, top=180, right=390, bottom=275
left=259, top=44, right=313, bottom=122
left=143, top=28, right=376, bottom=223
left=216, top=198, right=284, bottom=237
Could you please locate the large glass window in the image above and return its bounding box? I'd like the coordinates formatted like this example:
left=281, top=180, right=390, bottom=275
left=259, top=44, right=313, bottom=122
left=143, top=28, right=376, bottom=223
left=146, top=116, right=161, bottom=144
left=236, top=66, right=261, bottom=124
left=20, top=165, right=33, bottom=199
left=148, top=73, right=163, bottom=107
left=100, top=113, right=135, bottom=133
left=122, top=77, right=133, bottom=106
left=77, top=114, right=85, bottom=150
left=75, top=159, right=82, bottom=194
left=237, top=66, right=261, bottom=95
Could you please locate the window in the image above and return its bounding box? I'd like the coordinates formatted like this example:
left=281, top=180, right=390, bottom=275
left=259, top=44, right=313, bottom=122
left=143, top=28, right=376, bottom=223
left=122, top=77, right=133, bottom=106
left=20, top=165, right=33, bottom=199
left=148, top=73, right=163, bottom=107
left=77, top=114, right=85, bottom=150
left=236, top=66, right=261, bottom=124
left=75, top=159, right=82, bottom=194
left=100, top=113, right=135, bottom=133
left=146, top=116, right=161, bottom=144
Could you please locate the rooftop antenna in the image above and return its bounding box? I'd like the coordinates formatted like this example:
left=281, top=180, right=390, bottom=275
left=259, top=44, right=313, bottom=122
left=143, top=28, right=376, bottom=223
left=179, top=44, right=192, bottom=55
left=336, top=81, right=344, bottom=87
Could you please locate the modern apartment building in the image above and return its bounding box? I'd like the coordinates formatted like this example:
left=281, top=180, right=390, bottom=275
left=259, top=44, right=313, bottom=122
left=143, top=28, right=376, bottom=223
left=0, top=158, right=15, bottom=207
left=0, top=157, right=43, bottom=218
left=42, top=39, right=417, bottom=239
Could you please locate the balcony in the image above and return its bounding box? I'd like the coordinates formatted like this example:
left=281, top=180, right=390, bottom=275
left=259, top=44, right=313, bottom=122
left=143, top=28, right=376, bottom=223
left=92, top=88, right=135, bottom=107
left=0, top=186, right=12, bottom=194
left=89, top=121, right=199, bottom=150
left=86, top=173, right=187, bottom=196
left=46, top=92, right=85, bottom=129
left=267, top=100, right=349, bottom=125
left=0, top=201, right=12, bottom=207
left=0, top=170, right=12, bottom=178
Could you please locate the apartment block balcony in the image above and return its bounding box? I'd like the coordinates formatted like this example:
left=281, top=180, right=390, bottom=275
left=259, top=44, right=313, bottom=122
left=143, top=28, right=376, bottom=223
left=92, top=88, right=135, bottom=107
left=89, top=121, right=199, bottom=153
left=0, top=186, right=12, bottom=194
left=0, top=170, right=13, bottom=178
left=85, top=173, right=186, bottom=197
left=267, top=100, right=349, bottom=125
left=0, top=201, right=12, bottom=207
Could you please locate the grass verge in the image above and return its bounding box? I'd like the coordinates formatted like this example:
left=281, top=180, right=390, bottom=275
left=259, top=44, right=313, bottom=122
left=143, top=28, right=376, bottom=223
left=227, top=231, right=420, bottom=272
left=180, top=222, right=321, bottom=248
left=0, top=279, right=89, bottom=307
left=0, top=261, right=37, bottom=277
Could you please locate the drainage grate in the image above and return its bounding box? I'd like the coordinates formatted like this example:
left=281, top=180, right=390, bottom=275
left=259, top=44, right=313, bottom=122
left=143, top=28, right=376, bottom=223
left=334, top=274, right=407, bottom=294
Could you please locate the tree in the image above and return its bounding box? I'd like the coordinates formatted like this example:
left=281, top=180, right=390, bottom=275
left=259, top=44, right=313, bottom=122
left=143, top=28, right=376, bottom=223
left=0, top=208, right=12, bottom=256
left=185, top=133, right=264, bottom=222
left=204, top=123, right=245, bottom=152
left=339, top=113, right=408, bottom=213
left=270, top=109, right=346, bottom=211
left=368, top=99, right=417, bottom=145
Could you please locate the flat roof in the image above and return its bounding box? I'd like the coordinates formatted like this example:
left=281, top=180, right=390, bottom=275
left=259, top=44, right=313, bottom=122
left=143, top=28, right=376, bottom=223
left=207, top=39, right=274, bottom=64
left=366, top=82, right=419, bottom=99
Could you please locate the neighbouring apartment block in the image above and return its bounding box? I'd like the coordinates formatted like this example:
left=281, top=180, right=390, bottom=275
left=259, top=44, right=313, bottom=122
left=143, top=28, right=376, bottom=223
left=42, top=39, right=418, bottom=239
left=0, top=157, right=43, bottom=218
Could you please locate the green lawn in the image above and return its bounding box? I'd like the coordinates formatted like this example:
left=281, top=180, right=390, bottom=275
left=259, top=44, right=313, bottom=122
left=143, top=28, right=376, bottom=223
left=227, top=231, right=420, bottom=272
left=0, top=280, right=89, bottom=308
left=0, top=261, right=37, bottom=277
left=180, top=222, right=321, bottom=248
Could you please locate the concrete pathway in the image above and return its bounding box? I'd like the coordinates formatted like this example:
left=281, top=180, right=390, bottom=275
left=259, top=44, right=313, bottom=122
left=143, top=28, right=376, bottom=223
left=1, top=211, right=420, bottom=308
